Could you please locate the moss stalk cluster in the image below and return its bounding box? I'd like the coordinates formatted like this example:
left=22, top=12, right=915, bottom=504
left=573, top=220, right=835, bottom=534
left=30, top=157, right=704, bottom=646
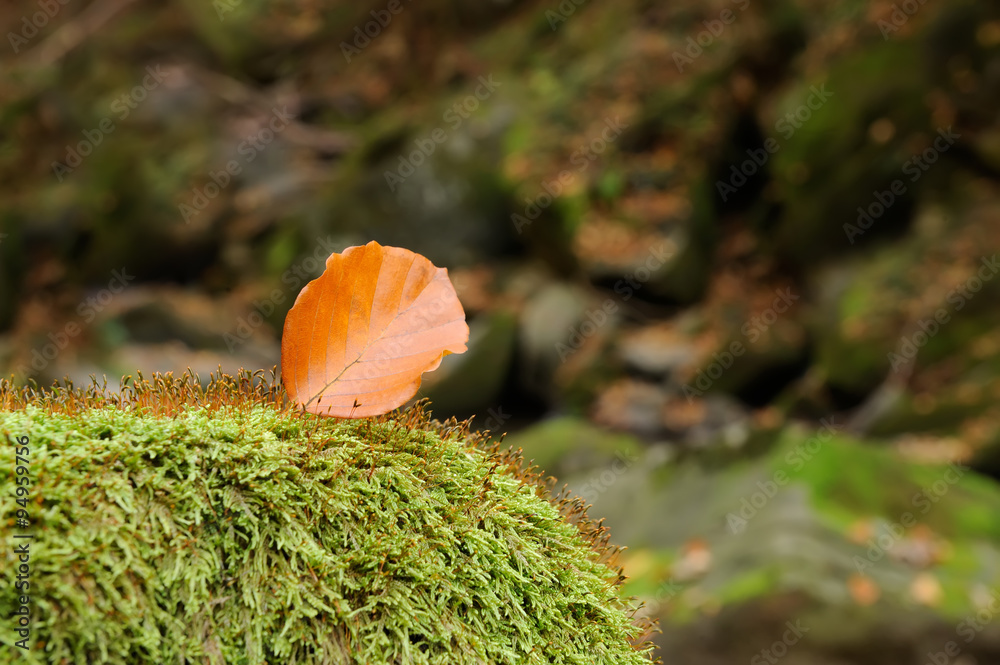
left=0, top=370, right=654, bottom=664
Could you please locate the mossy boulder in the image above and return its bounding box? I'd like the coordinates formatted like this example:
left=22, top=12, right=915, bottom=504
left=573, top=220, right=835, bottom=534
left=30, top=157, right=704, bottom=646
left=576, top=422, right=1000, bottom=662
left=0, top=372, right=653, bottom=664
left=808, top=199, right=1000, bottom=417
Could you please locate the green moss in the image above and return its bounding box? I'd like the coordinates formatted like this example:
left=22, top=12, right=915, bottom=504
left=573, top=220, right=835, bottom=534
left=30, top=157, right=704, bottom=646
left=0, top=372, right=653, bottom=664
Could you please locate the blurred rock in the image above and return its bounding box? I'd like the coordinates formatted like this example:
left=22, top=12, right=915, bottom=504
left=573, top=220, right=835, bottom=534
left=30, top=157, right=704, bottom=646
left=518, top=281, right=604, bottom=398
left=679, top=395, right=752, bottom=451
left=767, top=42, right=926, bottom=265
left=419, top=309, right=516, bottom=416
left=501, top=416, right=645, bottom=481
left=574, top=224, right=710, bottom=304
left=810, top=198, right=1000, bottom=427
left=7, top=285, right=278, bottom=385
left=618, top=322, right=697, bottom=377
left=592, top=378, right=670, bottom=436
left=600, top=425, right=1000, bottom=663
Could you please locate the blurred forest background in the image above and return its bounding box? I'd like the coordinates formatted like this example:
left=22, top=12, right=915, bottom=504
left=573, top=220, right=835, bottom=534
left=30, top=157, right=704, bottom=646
left=3, top=0, right=1000, bottom=662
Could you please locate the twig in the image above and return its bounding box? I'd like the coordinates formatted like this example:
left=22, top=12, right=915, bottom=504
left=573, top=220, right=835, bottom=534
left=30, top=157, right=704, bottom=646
left=30, top=0, right=141, bottom=67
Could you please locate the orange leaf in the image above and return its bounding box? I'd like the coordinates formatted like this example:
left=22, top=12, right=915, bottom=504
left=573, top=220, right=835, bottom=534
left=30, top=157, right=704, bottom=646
left=281, top=241, right=469, bottom=418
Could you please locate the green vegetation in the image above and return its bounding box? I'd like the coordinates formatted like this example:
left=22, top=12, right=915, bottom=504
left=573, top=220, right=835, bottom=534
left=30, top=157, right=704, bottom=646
left=0, top=372, right=653, bottom=664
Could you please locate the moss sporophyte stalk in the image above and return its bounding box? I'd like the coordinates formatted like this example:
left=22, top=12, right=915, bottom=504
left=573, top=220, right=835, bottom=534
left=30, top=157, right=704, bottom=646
left=0, top=369, right=655, bottom=664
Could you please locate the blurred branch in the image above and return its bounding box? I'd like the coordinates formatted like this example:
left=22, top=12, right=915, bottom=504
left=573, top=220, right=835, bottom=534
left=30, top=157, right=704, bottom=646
left=30, top=0, right=141, bottom=67
left=844, top=337, right=915, bottom=437
left=187, top=65, right=358, bottom=156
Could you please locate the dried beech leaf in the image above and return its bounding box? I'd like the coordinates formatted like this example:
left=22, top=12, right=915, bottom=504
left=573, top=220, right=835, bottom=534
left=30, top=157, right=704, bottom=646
left=281, top=240, right=468, bottom=417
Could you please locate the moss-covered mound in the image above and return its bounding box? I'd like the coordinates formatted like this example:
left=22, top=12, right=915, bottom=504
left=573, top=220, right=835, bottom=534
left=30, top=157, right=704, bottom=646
left=0, top=371, right=654, bottom=664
